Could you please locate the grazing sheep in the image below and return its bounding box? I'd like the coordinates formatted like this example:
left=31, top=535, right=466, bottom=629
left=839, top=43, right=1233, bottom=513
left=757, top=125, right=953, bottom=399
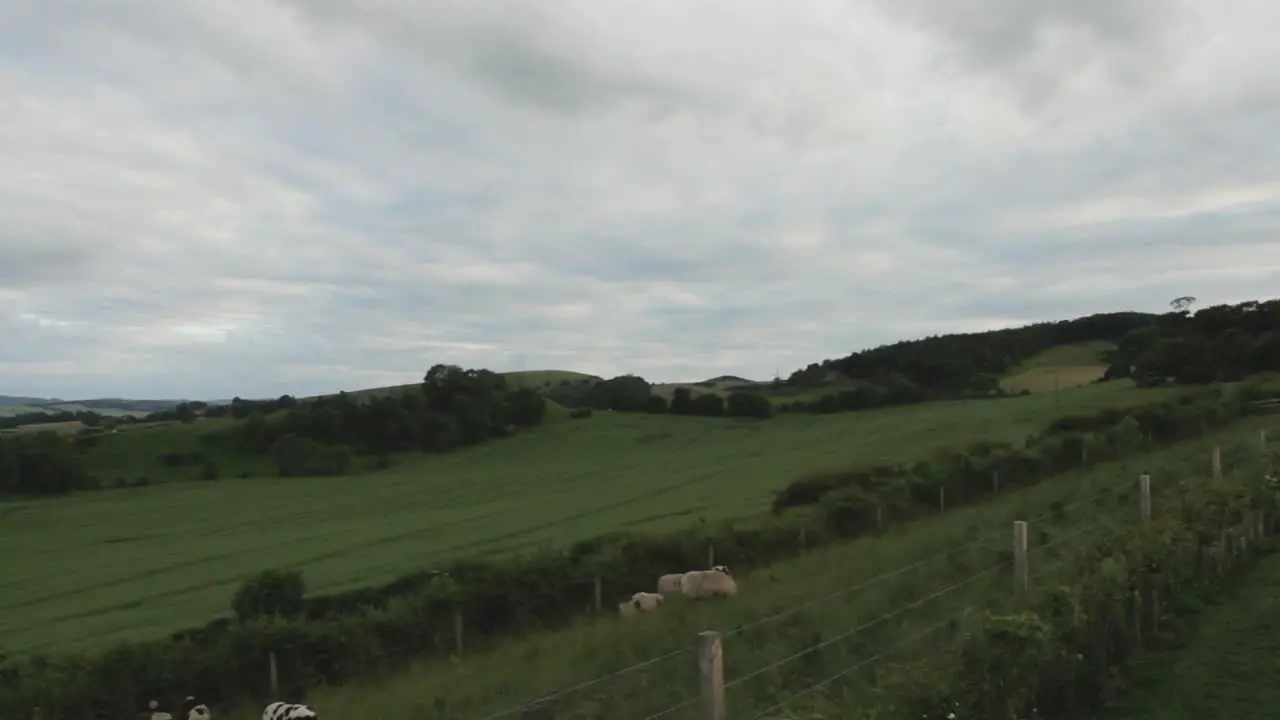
left=680, top=566, right=737, bottom=599
left=144, top=700, right=173, bottom=720
left=618, top=591, right=665, bottom=617
left=263, top=702, right=318, bottom=720
left=181, top=697, right=212, bottom=720
left=657, top=572, right=685, bottom=595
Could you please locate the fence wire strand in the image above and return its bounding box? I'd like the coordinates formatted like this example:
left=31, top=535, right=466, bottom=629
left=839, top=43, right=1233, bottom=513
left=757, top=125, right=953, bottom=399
left=748, top=612, right=962, bottom=720
left=480, top=458, right=1204, bottom=719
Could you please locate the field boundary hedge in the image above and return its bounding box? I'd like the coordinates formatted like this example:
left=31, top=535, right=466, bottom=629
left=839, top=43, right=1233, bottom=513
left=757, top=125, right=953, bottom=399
left=0, top=386, right=1269, bottom=718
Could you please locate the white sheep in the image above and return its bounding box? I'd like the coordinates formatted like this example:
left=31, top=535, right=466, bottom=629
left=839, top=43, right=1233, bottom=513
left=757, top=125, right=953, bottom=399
left=680, top=566, right=737, bottom=599
left=618, top=591, right=665, bottom=616
left=657, top=572, right=686, bottom=595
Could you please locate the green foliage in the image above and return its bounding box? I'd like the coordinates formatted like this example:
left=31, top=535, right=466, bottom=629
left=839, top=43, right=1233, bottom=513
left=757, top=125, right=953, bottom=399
left=725, top=392, right=774, bottom=419
left=0, top=430, right=90, bottom=495
left=270, top=433, right=352, bottom=477
left=231, top=569, right=307, bottom=622
left=772, top=390, right=1250, bottom=517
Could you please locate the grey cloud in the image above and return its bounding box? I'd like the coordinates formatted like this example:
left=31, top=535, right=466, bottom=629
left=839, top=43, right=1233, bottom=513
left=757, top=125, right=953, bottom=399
left=2, top=0, right=1279, bottom=399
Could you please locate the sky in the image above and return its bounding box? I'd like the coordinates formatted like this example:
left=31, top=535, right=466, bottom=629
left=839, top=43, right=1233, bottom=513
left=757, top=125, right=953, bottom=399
left=2, top=0, right=1279, bottom=401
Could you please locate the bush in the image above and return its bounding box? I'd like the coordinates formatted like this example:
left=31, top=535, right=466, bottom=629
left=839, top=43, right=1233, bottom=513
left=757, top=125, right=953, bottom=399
left=231, top=569, right=307, bottom=623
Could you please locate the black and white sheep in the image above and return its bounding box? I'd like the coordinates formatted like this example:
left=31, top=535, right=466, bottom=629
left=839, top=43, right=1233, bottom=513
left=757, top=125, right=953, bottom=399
left=263, top=701, right=319, bottom=720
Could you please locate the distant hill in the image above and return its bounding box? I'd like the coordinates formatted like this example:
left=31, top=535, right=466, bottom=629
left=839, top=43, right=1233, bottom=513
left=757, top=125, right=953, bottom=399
left=0, top=396, right=184, bottom=417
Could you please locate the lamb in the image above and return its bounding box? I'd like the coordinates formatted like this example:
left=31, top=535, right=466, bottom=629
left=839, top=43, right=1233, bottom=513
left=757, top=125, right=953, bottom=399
left=680, top=566, right=737, bottom=599
left=263, top=702, right=318, bottom=720
left=618, top=591, right=665, bottom=617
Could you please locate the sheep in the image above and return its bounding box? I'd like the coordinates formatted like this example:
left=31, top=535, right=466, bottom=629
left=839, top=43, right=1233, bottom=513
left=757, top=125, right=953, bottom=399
left=263, top=702, right=318, bottom=720
left=143, top=700, right=173, bottom=720
left=657, top=572, right=686, bottom=595
left=181, top=697, right=212, bottom=720
left=618, top=591, right=665, bottom=617
left=680, top=566, right=737, bottom=599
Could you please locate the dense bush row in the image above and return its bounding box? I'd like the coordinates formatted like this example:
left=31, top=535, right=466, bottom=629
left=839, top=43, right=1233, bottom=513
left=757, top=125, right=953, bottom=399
left=0, top=385, right=1268, bottom=718
left=0, top=365, right=549, bottom=497
left=875, top=437, right=1279, bottom=718
left=771, top=388, right=1255, bottom=528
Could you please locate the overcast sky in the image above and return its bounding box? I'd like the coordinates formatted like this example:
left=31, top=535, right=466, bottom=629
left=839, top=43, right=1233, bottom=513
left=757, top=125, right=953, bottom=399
left=3, top=0, right=1279, bottom=401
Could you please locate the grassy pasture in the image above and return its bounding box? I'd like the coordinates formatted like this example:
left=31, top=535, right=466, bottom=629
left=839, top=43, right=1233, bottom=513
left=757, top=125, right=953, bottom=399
left=1000, top=340, right=1114, bottom=394
left=251, top=416, right=1280, bottom=720
left=1106, top=545, right=1280, bottom=720
left=0, top=381, right=1176, bottom=655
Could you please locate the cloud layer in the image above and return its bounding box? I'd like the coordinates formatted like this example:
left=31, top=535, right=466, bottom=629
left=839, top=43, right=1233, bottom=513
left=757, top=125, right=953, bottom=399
left=2, top=0, right=1278, bottom=399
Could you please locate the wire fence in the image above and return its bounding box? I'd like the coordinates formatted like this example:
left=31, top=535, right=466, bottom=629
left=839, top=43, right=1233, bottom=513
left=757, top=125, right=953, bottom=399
left=457, top=436, right=1276, bottom=720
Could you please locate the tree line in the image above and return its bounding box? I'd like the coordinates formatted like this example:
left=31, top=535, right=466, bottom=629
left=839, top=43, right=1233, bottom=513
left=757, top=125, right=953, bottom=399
left=1103, top=298, right=1280, bottom=384
left=222, top=364, right=548, bottom=476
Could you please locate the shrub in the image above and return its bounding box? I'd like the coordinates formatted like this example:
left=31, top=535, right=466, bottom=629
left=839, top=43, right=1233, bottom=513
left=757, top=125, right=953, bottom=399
left=231, top=569, right=307, bottom=623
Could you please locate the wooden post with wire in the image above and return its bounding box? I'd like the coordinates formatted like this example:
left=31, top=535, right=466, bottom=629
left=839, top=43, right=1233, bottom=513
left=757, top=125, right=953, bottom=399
left=594, top=575, right=602, bottom=613
left=268, top=651, right=279, bottom=697
left=1139, top=474, right=1151, bottom=524
left=1212, top=446, right=1222, bottom=481
left=698, top=631, right=726, bottom=720
left=454, top=607, right=464, bottom=655
left=1013, top=521, right=1029, bottom=599
left=939, top=486, right=946, bottom=512
left=799, top=525, right=807, bottom=550
left=707, top=544, right=715, bottom=568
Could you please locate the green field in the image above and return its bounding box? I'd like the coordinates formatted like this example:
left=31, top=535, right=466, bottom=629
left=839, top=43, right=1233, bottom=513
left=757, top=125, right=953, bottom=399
left=245, top=415, right=1279, bottom=720
left=1000, top=340, right=1114, bottom=394
left=0, top=380, right=1176, bottom=655
left=1109, top=527, right=1280, bottom=719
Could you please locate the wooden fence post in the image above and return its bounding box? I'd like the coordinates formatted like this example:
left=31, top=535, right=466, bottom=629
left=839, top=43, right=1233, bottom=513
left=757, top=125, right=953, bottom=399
left=594, top=575, right=602, bottom=613
left=939, top=486, right=946, bottom=512
left=1139, top=474, right=1151, bottom=524
left=876, top=504, right=884, bottom=530
left=698, top=631, right=726, bottom=720
left=1212, top=446, right=1222, bottom=481
left=454, top=607, right=464, bottom=655
left=268, top=651, right=279, bottom=697
left=992, top=470, right=999, bottom=493
left=1013, top=521, right=1029, bottom=599
left=707, top=545, right=715, bottom=568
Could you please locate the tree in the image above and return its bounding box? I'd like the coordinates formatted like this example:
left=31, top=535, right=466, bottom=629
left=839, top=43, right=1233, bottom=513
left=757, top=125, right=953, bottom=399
left=725, top=392, right=773, bottom=419
left=231, top=568, right=306, bottom=622
left=591, top=375, right=652, bottom=412
left=1170, top=295, right=1197, bottom=313
left=670, top=387, right=695, bottom=415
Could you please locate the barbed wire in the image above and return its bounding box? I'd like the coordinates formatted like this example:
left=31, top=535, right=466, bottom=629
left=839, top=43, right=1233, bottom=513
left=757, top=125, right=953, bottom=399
left=721, top=559, right=1007, bottom=693
left=722, top=525, right=1007, bottom=639
left=748, top=613, right=961, bottom=720
left=477, top=445, right=1260, bottom=719
left=475, top=644, right=694, bottom=720
left=478, top=528, right=1009, bottom=719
